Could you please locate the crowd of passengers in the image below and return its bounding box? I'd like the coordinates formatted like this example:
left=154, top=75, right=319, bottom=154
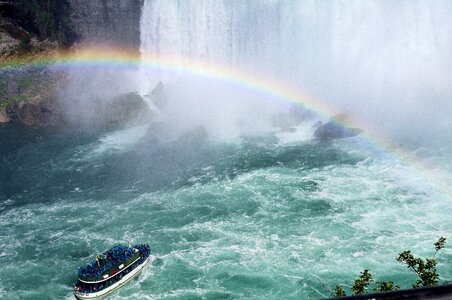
left=75, top=261, right=139, bottom=293
left=74, top=244, right=151, bottom=294
left=78, top=245, right=138, bottom=280
left=135, top=244, right=151, bottom=259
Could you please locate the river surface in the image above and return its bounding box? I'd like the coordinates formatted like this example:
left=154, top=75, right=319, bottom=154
left=1, top=123, right=451, bottom=299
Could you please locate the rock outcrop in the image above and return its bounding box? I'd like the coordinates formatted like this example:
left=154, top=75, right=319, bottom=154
left=5, top=98, right=62, bottom=126
left=0, top=107, right=10, bottom=123
left=0, top=66, right=152, bottom=128
left=99, top=92, right=152, bottom=129
left=0, top=67, right=65, bottom=126
left=314, top=114, right=363, bottom=140
left=1, top=0, right=143, bottom=49
left=66, top=92, right=153, bottom=130
left=0, top=0, right=146, bottom=127
left=150, top=81, right=167, bottom=109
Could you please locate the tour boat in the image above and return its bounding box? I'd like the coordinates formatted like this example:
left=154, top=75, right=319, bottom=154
left=73, top=243, right=151, bottom=299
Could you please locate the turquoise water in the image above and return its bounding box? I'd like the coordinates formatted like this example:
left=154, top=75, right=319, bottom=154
left=0, top=123, right=451, bottom=299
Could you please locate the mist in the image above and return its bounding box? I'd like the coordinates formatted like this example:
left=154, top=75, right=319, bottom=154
left=59, top=66, right=134, bottom=119
left=58, top=0, right=452, bottom=148
left=137, top=0, right=452, bottom=147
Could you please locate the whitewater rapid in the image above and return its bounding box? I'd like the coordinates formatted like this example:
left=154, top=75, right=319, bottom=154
left=0, top=123, right=451, bottom=299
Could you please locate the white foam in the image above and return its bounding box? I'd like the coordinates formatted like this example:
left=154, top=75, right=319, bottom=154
left=90, top=125, right=150, bottom=157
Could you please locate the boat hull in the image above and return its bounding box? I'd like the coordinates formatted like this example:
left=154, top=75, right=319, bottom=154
left=74, top=256, right=151, bottom=299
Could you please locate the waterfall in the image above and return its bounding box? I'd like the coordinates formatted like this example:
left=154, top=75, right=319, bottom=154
left=139, top=1, right=287, bottom=79
left=139, top=0, right=452, bottom=144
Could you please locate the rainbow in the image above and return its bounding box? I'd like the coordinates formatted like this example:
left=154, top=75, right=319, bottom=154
left=0, top=47, right=338, bottom=116
left=1, top=46, right=451, bottom=201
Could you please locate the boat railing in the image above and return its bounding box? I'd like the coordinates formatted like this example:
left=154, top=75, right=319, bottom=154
left=74, top=256, right=147, bottom=294
left=77, top=244, right=142, bottom=282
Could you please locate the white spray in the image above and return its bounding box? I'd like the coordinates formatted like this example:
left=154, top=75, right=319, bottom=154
left=139, top=0, right=452, bottom=145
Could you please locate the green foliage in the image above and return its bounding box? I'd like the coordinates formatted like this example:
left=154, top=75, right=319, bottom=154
left=17, top=76, right=32, bottom=93
left=434, top=237, right=446, bottom=253
left=331, top=285, right=346, bottom=297
left=351, top=269, right=372, bottom=295
left=0, top=94, right=25, bottom=109
left=0, top=98, right=13, bottom=109
left=18, top=36, right=32, bottom=52
left=331, top=237, right=447, bottom=297
left=396, top=237, right=446, bottom=288
left=0, top=66, right=55, bottom=109
left=374, top=281, right=399, bottom=292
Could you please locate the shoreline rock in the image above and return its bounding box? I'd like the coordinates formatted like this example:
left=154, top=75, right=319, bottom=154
left=0, top=64, right=66, bottom=126
left=62, top=92, right=153, bottom=131
left=0, top=107, right=10, bottom=123
left=0, top=0, right=145, bottom=128
left=314, top=114, right=364, bottom=140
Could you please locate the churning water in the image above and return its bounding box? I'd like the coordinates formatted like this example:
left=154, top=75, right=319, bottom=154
left=1, top=1, right=452, bottom=299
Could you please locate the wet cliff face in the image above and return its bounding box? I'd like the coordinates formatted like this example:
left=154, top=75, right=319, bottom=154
left=68, top=0, right=143, bottom=48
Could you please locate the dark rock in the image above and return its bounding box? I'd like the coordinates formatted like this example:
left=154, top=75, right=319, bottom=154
left=0, top=107, right=10, bottom=123
left=15, top=103, right=47, bottom=126
left=63, top=92, right=153, bottom=131
left=150, top=81, right=166, bottom=109
left=0, top=22, right=29, bottom=40
left=314, top=114, right=363, bottom=140
left=312, top=120, right=323, bottom=128
left=6, top=97, right=62, bottom=127
left=98, top=92, right=153, bottom=130
left=0, top=66, right=65, bottom=126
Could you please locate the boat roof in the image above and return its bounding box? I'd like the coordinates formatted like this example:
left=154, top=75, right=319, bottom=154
left=77, top=244, right=138, bottom=282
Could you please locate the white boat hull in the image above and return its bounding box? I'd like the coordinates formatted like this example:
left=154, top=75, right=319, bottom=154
left=74, top=256, right=152, bottom=299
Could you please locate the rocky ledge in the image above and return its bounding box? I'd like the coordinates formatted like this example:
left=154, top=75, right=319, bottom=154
left=0, top=66, right=65, bottom=126
left=67, top=92, right=153, bottom=131
left=314, top=114, right=364, bottom=140
left=0, top=63, right=153, bottom=129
